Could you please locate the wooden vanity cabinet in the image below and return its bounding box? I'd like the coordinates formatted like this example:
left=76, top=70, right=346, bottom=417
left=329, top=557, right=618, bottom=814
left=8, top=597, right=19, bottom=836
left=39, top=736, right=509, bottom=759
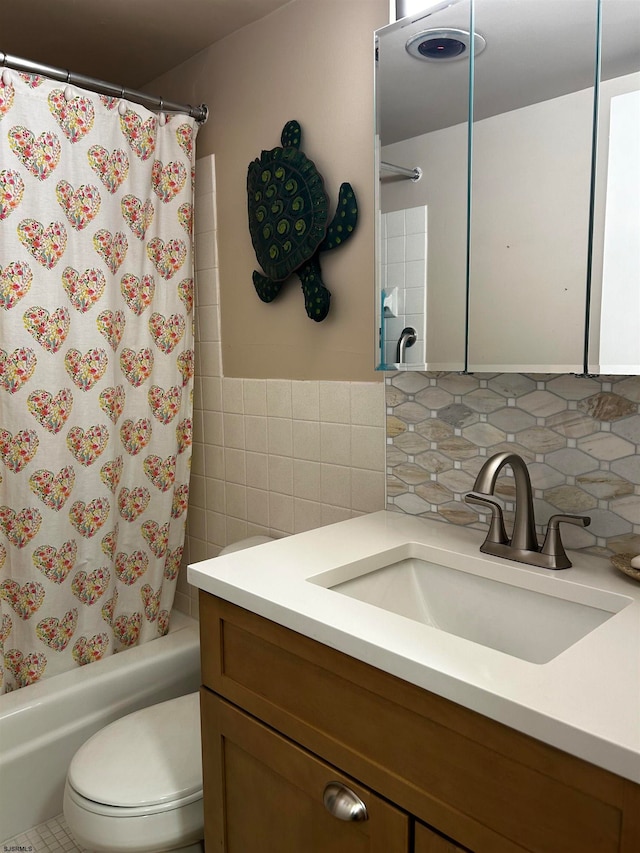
left=414, top=823, right=468, bottom=853
left=201, top=691, right=410, bottom=852
left=199, top=592, right=640, bottom=853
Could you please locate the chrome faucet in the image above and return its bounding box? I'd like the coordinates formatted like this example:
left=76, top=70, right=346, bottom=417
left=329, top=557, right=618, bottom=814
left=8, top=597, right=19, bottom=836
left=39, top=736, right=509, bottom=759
left=464, top=451, right=590, bottom=570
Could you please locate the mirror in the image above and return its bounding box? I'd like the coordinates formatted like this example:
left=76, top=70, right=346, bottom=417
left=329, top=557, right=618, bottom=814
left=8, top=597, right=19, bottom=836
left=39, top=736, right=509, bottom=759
left=376, top=0, right=472, bottom=371
left=588, top=0, right=640, bottom=373
left=375, top=0, right=640, bottom=373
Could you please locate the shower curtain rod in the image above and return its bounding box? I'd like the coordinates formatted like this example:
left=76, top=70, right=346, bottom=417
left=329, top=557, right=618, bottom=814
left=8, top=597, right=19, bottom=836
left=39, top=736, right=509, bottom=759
left=0, top=51, right=209, bottom=123
left=380, top=160, right=422, bottom=181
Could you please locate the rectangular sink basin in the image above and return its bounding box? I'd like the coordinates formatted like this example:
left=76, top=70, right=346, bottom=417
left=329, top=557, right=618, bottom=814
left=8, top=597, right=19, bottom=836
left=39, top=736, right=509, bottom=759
left=310, top=547, right=631, bottom=664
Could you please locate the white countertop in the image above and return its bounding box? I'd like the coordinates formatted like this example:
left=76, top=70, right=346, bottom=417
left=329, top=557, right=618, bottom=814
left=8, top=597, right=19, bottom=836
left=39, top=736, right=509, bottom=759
left=188, top=511, right=640, bottom=783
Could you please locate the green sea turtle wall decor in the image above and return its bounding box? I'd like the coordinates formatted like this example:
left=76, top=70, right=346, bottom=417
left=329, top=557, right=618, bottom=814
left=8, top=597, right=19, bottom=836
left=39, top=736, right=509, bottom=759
left=247, top=120, right=358, bottom=322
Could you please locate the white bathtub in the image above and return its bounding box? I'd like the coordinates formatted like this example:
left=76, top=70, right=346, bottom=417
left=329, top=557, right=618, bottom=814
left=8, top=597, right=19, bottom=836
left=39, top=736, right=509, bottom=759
left=0, top=611, right=201, bottom=842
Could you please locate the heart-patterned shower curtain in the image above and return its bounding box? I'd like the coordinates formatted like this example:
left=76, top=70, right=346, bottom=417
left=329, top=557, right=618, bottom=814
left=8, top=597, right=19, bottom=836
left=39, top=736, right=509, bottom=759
left=0, top=72, right=196, bottom=692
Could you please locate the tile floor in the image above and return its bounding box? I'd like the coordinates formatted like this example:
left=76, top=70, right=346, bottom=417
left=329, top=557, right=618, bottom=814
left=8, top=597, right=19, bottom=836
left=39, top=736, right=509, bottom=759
left=2, top=814, right=87, bottom=853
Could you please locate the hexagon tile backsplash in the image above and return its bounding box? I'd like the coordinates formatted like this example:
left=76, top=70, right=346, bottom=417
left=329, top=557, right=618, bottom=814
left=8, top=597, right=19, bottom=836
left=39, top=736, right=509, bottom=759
left=386, top=372, right=640, bottom=556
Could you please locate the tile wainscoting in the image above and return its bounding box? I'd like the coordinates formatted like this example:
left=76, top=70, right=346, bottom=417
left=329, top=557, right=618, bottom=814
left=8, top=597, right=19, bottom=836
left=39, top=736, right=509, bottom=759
left=386, top=372, right=640, bottom=556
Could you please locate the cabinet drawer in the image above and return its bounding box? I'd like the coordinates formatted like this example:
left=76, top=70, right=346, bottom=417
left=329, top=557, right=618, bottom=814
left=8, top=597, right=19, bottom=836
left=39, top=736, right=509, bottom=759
left=201, top=688, right=410, bottom=852
left=200, top=593, right=639, bottom=853
left=415, top=821, right=469, bottom=853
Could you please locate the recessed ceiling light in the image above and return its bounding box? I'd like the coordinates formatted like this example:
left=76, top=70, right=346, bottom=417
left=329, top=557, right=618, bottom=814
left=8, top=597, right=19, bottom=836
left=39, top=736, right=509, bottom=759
left=406, top=28, right=486, bottom=61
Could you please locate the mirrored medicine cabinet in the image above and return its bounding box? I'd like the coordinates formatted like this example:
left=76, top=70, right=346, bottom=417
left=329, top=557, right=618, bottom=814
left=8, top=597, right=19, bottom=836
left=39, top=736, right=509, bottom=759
left=375, top=0, right=640, bottom=373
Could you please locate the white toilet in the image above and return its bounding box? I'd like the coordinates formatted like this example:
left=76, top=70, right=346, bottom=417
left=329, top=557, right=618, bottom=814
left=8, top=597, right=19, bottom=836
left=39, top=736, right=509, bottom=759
left=63, top=536, right=274, bottom=853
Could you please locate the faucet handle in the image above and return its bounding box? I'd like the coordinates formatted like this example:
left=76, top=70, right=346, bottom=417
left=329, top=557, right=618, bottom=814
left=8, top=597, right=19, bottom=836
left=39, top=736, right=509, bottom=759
left=464, top=492, right=509, bottom=545
left=540, top=514, right=591, bottom=570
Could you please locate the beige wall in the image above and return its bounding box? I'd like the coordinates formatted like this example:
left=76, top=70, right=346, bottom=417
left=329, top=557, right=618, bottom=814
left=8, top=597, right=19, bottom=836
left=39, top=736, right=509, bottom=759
left=149, top=0, right=388, bottom=381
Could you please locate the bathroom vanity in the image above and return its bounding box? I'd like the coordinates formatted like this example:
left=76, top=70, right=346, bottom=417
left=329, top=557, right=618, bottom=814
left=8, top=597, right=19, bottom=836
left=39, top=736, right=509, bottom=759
left=189, top=512, right=640, bottom=852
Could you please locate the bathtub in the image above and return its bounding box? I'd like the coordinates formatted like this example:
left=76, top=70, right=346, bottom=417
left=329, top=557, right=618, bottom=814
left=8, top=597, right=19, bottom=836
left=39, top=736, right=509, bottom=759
left=0, top=610, right=201, bottom=842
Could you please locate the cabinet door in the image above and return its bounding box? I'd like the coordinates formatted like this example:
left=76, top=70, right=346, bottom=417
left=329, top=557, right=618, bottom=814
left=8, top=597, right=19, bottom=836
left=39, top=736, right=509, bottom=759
left=415, top=821, right=470, bottom=853
left=201, top=688, right=409, bottom=853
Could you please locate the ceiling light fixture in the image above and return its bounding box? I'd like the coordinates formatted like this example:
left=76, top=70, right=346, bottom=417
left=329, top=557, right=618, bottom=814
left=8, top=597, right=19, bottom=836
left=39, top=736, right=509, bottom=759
left=406, top=28, right=486, bottom=61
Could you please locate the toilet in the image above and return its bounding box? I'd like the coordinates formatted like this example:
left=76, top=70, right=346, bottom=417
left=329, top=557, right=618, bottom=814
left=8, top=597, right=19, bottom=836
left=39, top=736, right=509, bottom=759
left=63, top=536, right=274, bottom=853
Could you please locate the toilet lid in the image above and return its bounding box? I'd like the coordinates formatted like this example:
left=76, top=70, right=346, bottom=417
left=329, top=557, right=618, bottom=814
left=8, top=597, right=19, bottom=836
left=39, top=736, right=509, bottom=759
left=67, top=692, right=202, bottom=808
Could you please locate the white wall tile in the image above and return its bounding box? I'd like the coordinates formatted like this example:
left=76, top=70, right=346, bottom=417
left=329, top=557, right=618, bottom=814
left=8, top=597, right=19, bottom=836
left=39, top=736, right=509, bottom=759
left=320, top=464, right=351, bottom=508
left=247, top=488, right=269, bottom=527
left=267, top=379, right=293, bottom=418
left=196, top=231, right=215, bottom=270
left=351, top=383, right=385, bottom=427
left=293, top=459, right=321, bottom=501
left=319, top=382, right=351, bottom=423
left=292, top=380, right=320, bottom=421
left=222, top=377, right=244, bottom=413
left=294, top=499, right=323, bottom=533
left=243, top=379, right=268, bottom=415
left=195, top=191, right=215, bottom=234
left=245, top=416, right=268, bottom=453
left=226, top=483, right=247, bottom=519
left=386, top=210, right=405, bottom=237
left=206, top=476, right=227, bottom=514
left=405, top=232, right=427, bottom=263
left=292, top=420, right=321, bottom=461
left=321, top=504, right=352, bottom=526
left=226, top=516, right=249, bottom=544
left=352, top=469, right=385, bottom=513
left=189, top=474, right=206, bottom=508
left=223, top=413, right=245, bottom=449
left=224, top=448, right=246, bottom=484
left=204, top=443, right=224, bottom=479
left=387, top=235, right=406, bottom=265
left=404, top=287, right=426, bottom=316
left=198, top=342, right=221, bottom=377
left=268, top=418, right=293, bottom=456
left=202, top=411, right=223, bottom=446
left=186, top=505, right=206, bottom=539
left=321, top=422, right=351, bottom=465
left=200, top=377, right=222, bottom=413
left=351, top=425, right=385, bottom=471
left=269, top=492, right=294, bottom=534
left=268, top=454, right=293, bottom=495
left=386, top=261, right=406, bottom=288
left=404, top=260, right=426, bottom=289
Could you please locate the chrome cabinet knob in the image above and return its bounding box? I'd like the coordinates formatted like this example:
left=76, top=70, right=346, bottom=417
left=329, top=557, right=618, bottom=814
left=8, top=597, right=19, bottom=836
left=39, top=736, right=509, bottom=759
left=323, top=782, right=369, bottom=822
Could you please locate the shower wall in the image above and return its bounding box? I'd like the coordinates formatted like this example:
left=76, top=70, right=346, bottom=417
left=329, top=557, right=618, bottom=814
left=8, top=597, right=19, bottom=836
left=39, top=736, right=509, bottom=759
left=380, top=205, right=427, bottom=367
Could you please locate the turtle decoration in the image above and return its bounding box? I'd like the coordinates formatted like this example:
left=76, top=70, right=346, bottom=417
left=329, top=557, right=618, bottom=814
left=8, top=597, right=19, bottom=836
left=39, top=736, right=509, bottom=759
left=247, top=120, right=358, bottom=322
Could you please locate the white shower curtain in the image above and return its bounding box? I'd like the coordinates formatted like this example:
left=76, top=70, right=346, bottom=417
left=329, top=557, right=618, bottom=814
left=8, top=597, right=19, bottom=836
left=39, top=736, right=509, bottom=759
left=0, top=72, right=197, bottom=691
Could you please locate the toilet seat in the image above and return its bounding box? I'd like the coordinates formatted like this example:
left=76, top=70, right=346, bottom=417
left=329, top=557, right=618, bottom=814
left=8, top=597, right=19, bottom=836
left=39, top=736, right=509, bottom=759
left=65, top=782, right=202, bottom=817
left=67, top=692, right=202, bottom=808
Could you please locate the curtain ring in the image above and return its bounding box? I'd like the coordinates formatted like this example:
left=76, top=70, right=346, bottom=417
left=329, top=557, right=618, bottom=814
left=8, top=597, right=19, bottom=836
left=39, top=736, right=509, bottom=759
left=64, top=70, right=74, bottom=101
left=118, top=86, right=127, bottom=115
left=158, top=97, right=166, bottom=126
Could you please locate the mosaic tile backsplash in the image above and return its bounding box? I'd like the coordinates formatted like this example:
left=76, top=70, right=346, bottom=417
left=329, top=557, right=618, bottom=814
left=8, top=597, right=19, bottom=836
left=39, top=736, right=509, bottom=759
left=386, top=372, right=640, bottom=556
